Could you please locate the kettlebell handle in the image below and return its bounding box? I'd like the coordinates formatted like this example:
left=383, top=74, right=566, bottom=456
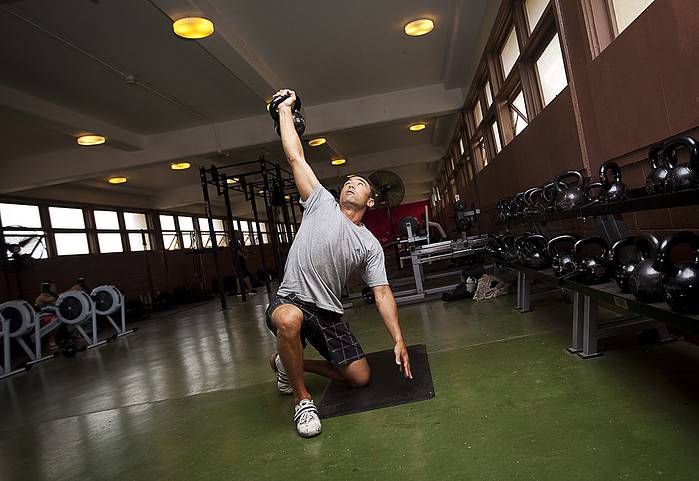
left=634, top=233, right=659, bottom=261
left=269, top=92, right=302, bottom=122
left=526, top=234, right=547, bottom=250
left=524, top=187, right=543, bottom=206
left=654, top=230, right=699, bottom=274
left=585, top=181, right=603, bottom=199
left=547, top=235, right=577, bottom=257
left=611, top=237, right=637, bottom=264
left=599, top=161, right=622, bottom=186
left=647, top=143, right=665, bottom=170
left=573, top=237, right=609, bottom=260
left=554, top=171, right=583, bottom=192
left=662, top=136, right=699, bottom=170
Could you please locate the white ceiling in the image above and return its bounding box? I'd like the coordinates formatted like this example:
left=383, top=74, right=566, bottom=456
left=0, top=0, right=500, bottom=215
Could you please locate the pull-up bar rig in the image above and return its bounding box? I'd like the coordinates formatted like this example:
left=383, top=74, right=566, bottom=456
left=200, top=156, right=300, bottom=310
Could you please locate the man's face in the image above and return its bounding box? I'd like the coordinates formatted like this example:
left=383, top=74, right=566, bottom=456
left=339, top=177, right=375, bottom=210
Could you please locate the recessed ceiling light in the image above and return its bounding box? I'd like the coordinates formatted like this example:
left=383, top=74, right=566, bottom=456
left=258, top=190, right=265, bottom=194
left=226, top=177, right=239, bottom=184
left=347, top=174, right=356, bottom=178
left=404, top=19, right=434, bottom=37
left=308, top=138, right=327, bottom=147
left=77, top=134, right=106, bottom=146
left=107, top=176, right=127, bottom=185
left=173, top=17, right=214, bottom=39
left=409, top=123, right=427, bottom=132
left=331, top=159, right=346, bottom=166
left=284, top=195, right=291, bottom=200
left=170, top=162, right=191, bottom=170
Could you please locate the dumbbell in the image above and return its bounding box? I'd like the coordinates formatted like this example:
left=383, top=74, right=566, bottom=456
left=268, top=92, right=306, bottom=137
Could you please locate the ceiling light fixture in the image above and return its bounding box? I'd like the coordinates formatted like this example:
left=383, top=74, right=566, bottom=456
left=284, top=195, right=291, bottom=200
left=308, top=138, right=326, bottom=147
left=170, top=162, right=191, bottom=170
left=107, top=176, right=127, bottom=185
left=77, top=134, right=106, bottom=146
left=226, top=177, right=239, bottom=184
left=258, top=190, right=265, bottom=194
left=173, top=17, right=214, bottom=39
left=409, top=123, right=427, bottom=132
left=331, top=159, right=346, bottom=166
left=347, top=174, right=357, bottom=178
left=404, top=19, right=434, bottom=37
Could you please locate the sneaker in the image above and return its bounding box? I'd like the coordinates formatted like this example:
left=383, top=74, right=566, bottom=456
left=294, top=399, right=322, bottom=438
left=269, top=353, right=293, bottom=395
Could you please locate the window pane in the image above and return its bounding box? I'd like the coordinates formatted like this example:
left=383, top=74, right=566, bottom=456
left=491, top=122, right=502, bottom=154
left=484, top=81, right=493, bottom=108
left=98, top=233, right=123, bottom=253
left=55, top=233, right=89, bottom=256
left=178, top=216, right=194, bottom=231
left=3, top=230, right=48, bottom=259
left=450, top=156, right=455, bottom=172
left=213, top=219, right=225, bottom=232
left=525, top=0, right=549, bottom=31
left=94, top=210, right=120, bottom=230
left=0, top=203, right=42, bottom=228
left=159, top=215, right=175, bottom=231
left=128, top=232, right=151, bottom=251
left=500, top=26, right=520, bottom=79
left=510, top=91, right=529, bottom=136
left=217, top=234, right=228, bottom=247
left=459, top=137, right=465, bottom=155
left=124, top=212, right=148, bottom=230
left=239, top=220, right=249, bottom=232
left=198, top=217, right=213, bottom=233
left=473, top=101, right=483, bottom=126
left=536, top=34, right=567, bottom=106
left=611, top=0, right=654, bottom=35
left=162, top=233, right=179, bottom=250
left=260, top=222, right=267, bottom=233
left=262, top=233, right=269, bottom=244
left=181, top=232, right=196, bottom=249
left=49, top=207, right=85, bottom=229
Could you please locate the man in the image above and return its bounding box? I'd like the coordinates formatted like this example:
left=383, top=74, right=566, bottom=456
left=265, top=89, right=412, bottom=438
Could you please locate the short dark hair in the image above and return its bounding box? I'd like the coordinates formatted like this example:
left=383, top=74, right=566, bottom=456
left=345, top=175, right=375, bottom=198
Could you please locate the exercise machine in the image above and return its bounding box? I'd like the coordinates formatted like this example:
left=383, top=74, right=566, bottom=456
left=0, top=300, right=56, bottom=379
left=91, top=285, right=135, bottom=339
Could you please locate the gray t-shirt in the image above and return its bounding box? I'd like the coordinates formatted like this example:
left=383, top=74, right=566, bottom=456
left=276, top=184, right=388, bottom=313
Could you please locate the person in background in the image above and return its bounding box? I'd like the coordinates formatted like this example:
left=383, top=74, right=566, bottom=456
left=34, top=281, right=59, bottom=352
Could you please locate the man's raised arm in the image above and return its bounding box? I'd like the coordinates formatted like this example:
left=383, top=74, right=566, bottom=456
left=275, top=89, right=319, bottom=201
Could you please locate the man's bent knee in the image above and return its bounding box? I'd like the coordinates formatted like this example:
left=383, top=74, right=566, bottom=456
left=273, top=306, right=303, bottom=338
left=341, top=360, right=370, bottom=387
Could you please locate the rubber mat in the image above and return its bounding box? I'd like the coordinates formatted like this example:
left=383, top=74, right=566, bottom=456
left=317, top=344, right=435, bottom=419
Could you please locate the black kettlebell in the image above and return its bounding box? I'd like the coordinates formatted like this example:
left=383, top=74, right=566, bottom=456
left=610, top=237, right=642, bottom=293
left=599, top=161, right=627, bottom=203
left=655, top=231, right=699, bottom=314
left=500, top=234, right=517, bottom=262
left=522, top=235, right=551, bottom=270
left=542, top=181, right=560, bottom=213
left=548, top=235, right=577, bottom=277
left=554, top=171, right=586, bottom=211
left=663, top=136, right=699, bottom=192
left=584, top=181, right=603, bottom=204
left=523, top=187, right=543, bottom=216
left=573, top=237, right=610, bottom=285
left=645, top=143, right=669, bottom=195
left=269, top=92, right=306, bottom=137
left=629, top=234, right=663, bottom=302
left=511, top=192, right=526, bottom=217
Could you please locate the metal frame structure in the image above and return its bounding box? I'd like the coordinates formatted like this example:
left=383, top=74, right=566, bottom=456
left=200, top=156, right=299, bottom=310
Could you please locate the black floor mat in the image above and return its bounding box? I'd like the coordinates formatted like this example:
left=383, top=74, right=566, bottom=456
left=317, top=344, right=435, bottom=419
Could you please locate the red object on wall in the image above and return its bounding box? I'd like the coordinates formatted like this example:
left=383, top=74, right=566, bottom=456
left=362, top=200, right=429, bottom=245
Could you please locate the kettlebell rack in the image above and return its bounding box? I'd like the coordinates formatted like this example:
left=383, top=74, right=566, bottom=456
left=492, top=186, right=699, bottom=358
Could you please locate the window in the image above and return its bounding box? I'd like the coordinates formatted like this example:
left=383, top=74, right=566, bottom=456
left=159, top=215, right=179, bottom=250
left=94, top=210, right=123, bottom=254
left=178, top=216, right=196, bottom=249
left=450, top=155, right=456, bottom=173
left=536, top=34, right=567, bottom=107
left=49, top=207, right=89, bottom=256
left=509, top=90, right=529, bottom=136
left=483, top=81, right=493, bottom=108
left=458, top=136, right=465, bottom=156
left=609, top=0, right=654, bottom=35
left=198, top=218, right=228, bottom=248
left=472, top=100, right=483, bottom=127
left=525, top=0, right=549, bottom=32
left=0, top=203, right=48, bottom=260
left=491, top=121, right=502, bottom=154
left=124, top=212, right=151, bottom=251
left=475, top=136, right=488, bottom=171
left=259, top=222, right=269, bottom=244
left=500, top=26, right=520, bottom=79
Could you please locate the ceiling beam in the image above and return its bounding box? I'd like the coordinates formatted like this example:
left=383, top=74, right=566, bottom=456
left=0, top=84, right=147, bottom=151
left=1, top=83, right=462, bottom=194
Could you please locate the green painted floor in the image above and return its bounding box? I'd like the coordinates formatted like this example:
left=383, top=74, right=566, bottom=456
left=2, top=291, right=699, bottom=480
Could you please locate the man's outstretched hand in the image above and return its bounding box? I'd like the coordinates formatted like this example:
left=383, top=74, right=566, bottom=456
left=394, top=341, right=413, bottom=379
left=273, top=89, right=296, bottom=110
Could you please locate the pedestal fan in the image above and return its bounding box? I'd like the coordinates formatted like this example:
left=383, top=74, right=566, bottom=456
left=368, top=170, right=405, bottom=238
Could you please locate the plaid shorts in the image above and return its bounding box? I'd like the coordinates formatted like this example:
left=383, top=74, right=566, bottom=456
left=265, top=293, right=365, bottom=367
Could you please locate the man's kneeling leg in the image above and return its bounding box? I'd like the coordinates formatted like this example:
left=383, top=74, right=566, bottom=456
left=337, top=358, right=371, bottom=387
